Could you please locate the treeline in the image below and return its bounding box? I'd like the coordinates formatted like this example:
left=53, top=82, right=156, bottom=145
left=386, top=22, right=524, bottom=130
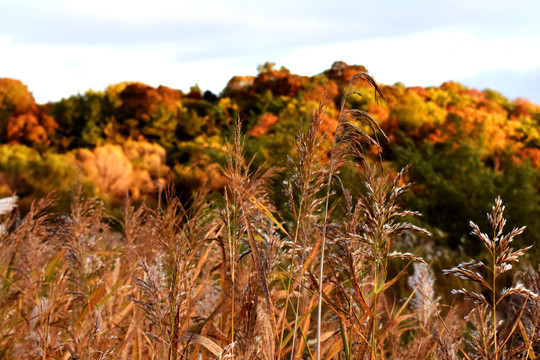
left=1, top=61, right=540, bottom=253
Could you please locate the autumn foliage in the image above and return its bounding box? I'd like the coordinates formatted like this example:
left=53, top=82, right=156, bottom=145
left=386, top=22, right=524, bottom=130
left=0, top=62, right=539, bottom=242
left=0, top=78, right=57, bottom=146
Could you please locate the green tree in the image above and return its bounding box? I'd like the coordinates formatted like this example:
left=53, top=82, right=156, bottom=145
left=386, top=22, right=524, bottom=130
left=49, top=90, right=114, bottom=150
left=0, top=144, right=79, bottom=211
left=393, top=138, right=540, bottom=253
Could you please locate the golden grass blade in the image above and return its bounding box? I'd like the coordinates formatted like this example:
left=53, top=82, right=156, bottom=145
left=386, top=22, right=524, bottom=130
left=518, top=318, right=536, bottom=359
left=77, top=284, right=107, bottom=322
left=178, top=332, right=223, bottom=356
left=248, top=195, right=292, bottom=240
left=44, top=248, right=66, bottom=279
left=353, top=275, right=373, bottom=317
left=280, top=308, right=312, bottom=350
left=323, top=336, right=343, bottom=360
left=382, top=261, right=412, bottom=292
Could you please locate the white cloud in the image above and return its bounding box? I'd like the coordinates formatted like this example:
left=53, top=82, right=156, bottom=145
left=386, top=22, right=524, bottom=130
left=0, top=35, right=256, bottom=102
left=2, top=28, right=540, bottom=103
left=277, top=30, right=540, bottom=88
left=2, top=0, right=540, bottom=104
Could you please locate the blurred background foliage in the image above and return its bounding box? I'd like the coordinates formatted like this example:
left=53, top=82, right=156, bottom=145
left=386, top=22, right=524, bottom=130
left=1, top=61, right=540, bottom=258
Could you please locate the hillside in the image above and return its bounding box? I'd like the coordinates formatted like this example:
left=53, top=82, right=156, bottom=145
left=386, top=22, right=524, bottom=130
left=1, top=61, right=540, bottom=251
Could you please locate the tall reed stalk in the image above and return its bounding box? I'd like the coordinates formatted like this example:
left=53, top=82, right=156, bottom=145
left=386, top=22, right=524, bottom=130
left=279, top=96, right=329, bottom=357
left=444, top=196, right=537, bottom=359
left=316, top=73, right=386, bottom=359
left=219, top=117, right=278, bottom=359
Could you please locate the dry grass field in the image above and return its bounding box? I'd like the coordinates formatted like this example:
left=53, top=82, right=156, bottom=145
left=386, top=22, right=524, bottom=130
left=1, top=74, right=539, bottom=359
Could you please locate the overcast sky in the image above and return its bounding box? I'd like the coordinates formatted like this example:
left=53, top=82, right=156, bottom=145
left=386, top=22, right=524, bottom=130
left=1, top=0, right=540, bottom=104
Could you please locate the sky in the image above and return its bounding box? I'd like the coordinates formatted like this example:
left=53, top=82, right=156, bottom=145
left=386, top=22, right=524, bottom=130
left=1, top=0, right=540, bottom=104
